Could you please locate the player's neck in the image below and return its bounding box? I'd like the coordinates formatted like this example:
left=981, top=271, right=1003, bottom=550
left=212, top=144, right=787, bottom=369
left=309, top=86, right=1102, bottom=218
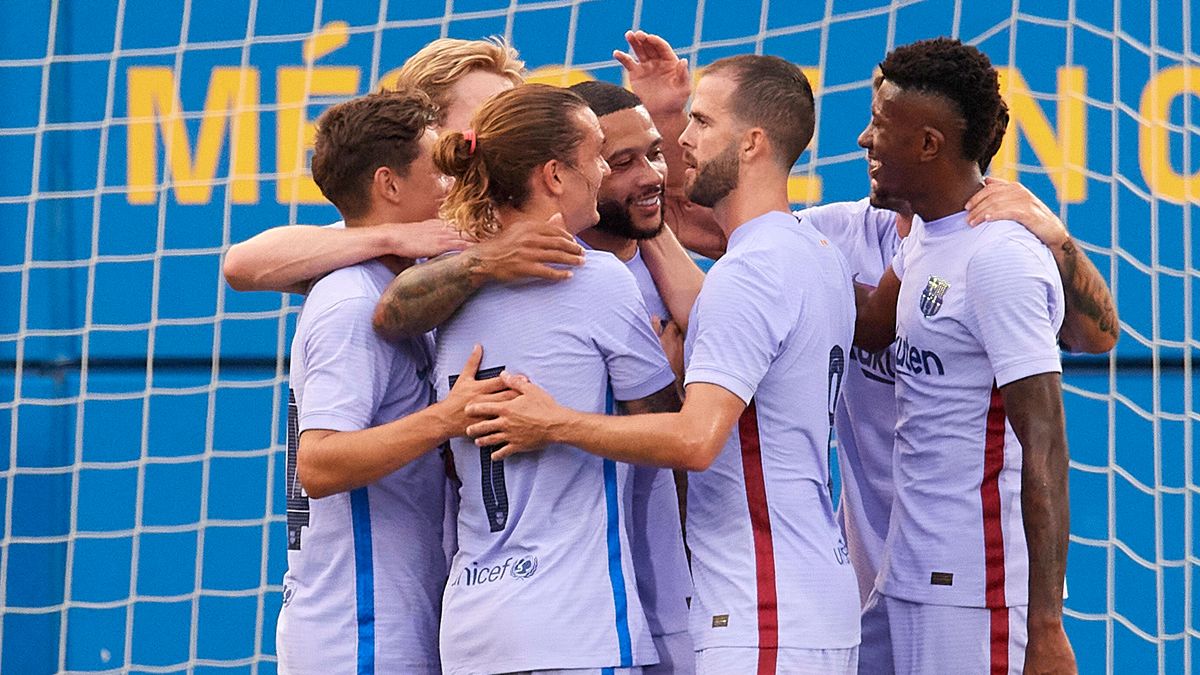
left=343, top=207, right=425, bottom=230
left=909, top=165, right=984, bottom=223
left=578, top=228, right=636, bottom=261
left=714, top=170, right=791, bottom=238
left=498, top=194, right=583, bottom=235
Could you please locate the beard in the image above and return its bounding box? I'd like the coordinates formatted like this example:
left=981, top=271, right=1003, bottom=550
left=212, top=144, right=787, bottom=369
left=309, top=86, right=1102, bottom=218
left=686, top=141, right=740, bottom=208
left=594, top=197, right=665, bottom=240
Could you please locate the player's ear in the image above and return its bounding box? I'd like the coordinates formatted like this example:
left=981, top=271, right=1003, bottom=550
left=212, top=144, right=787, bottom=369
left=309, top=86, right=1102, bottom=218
left=373, top=166, right=404, bottom=205
left=919, top=126, right=944, bottom=162
left=742, top=127, right=767, bottom=162
left=540, top=159, right=567, bottom=197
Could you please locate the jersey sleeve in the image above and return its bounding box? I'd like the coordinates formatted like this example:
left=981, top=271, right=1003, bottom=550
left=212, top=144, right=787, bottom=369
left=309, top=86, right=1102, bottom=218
left=684, top=255, right=794, bottom=404
left=965, top=235, right=1063, bottom=387
left=593, top=264, right=677, bottom=402
left=298, top=295, right=394, bottom=432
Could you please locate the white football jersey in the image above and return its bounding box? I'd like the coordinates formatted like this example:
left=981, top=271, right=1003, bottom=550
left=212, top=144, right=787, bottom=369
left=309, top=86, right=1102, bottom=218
left=434, top=250, right=675, bottom=674
left=882, top=211, right=1064, bottom=608
left=279, top=258, right=446, bottom=675
left=796, top=199, right=901, bottom=603
left=682, top=211, right=861, bottom=659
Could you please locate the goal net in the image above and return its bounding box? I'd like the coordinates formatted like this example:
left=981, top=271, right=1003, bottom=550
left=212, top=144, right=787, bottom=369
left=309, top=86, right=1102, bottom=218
left=0, top=1, right=1191, bottom=673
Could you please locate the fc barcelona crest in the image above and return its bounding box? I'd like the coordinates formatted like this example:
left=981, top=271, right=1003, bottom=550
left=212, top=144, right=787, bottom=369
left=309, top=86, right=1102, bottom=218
left=920, top=276, right=951, bottom=317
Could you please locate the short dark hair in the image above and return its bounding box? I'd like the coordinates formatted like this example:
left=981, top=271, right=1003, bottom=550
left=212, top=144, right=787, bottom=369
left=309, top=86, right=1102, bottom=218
left=569, top=80, right=643, bottom=117
left=978, top=100, right=1009, bottom=173
left=704, top=54, right=815, bottom=167
left=311, top=87, right=437, bottom=219
left=879, top=37, right=1003, bottom=165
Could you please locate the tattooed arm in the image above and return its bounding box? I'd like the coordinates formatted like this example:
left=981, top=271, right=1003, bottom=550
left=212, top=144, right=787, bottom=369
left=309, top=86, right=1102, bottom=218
left=372, top=214, right=585, bottom=339
left=966, top=177, right=1119, bottom=353
left=1048, top=238, right=1119, bottom=354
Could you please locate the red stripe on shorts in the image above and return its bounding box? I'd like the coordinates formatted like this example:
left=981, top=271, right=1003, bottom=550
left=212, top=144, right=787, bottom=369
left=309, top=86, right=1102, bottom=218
left=982, top=384, right=1009, bottom=673
left=990, top=606, right=1010, bottom=674
left=738, top=401, right=778, bottom=674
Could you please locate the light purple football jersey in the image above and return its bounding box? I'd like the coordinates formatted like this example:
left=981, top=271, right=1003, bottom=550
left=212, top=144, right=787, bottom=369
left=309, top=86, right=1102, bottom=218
left=279, top=258, right=446, bottom=674
left=796, top=199, right=901, bottom=604
left=434, top=249, right=675, bottom=674
left=578, top=239, right=694, bottom=651
left=682, top=211, right=861, bottom=653
left=883, top=212, right=1064, bottom=608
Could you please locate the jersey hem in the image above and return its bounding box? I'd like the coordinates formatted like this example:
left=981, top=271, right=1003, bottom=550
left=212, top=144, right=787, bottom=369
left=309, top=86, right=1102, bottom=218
left=613, top=367, right=678, bottom=403
left=993, top=356, right=1062, bottom=388
left=683, top=367, right=755, bottom=404
left=876, top=584, right=1028, bottom=609
left=298, top=410, right=368, bottom=433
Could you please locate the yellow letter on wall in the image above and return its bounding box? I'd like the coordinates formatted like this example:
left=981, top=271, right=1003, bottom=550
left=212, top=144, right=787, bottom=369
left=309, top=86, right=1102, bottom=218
left=275, top=66, right=360, bottom=204
left=994, top=67, right=1087, bottom=203
left=1140, top=65, right=1199, bottom=204
left=127, top=67, right=261, bottom=204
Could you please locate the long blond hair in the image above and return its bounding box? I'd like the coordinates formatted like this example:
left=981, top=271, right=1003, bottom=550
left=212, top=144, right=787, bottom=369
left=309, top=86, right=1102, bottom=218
left=432, top=84, right=589, bottom=240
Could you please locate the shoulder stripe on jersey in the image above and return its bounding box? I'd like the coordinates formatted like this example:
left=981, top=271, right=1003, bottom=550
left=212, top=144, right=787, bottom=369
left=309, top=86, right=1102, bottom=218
left=603, top=386, right=633, bottom=666
left=738, top=401, right=779, bottom=674
left=981, top=384, right=1008, bottom=609
left=349, top=487, right=376, bottom=675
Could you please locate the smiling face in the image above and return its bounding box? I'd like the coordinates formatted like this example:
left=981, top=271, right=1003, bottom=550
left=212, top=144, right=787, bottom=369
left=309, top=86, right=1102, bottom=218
left=557, top=107, right=612, bottom=234
left=857, top=78, right=926, bottom=211
left=593, top=105, right=667, bottom=240
left=678, top=73, right=743, bottom=209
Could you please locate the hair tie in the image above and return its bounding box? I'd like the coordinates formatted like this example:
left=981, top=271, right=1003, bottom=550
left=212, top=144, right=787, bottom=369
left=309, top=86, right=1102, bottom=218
left=463, top=129, right=477, bottom=155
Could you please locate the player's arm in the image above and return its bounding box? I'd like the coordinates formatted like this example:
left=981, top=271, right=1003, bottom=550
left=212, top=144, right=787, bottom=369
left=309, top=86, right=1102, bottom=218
left=966, top=177, right=1119, bottom=354
left=470, top=376, right=741, bottom=472
left=616, top=30, right=726, bottom=259
left=298, top=345, right=514, bottom=498
left=1000, top=372, right=1076, bottom=673
left=223, top=220, right=469, bottom=294
left=372, top=214, right=585, bottom=339
left=639, top=224, right=705, bottom=333
left=853, top=265, right=901, bottom=352
left=968, top=238, right=1077, bottom=673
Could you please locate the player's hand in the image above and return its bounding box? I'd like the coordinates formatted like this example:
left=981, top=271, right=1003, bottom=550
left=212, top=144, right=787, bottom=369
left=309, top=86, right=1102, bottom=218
left=465, top=373, right=568, bottom=459
left=472, top=213, right=584, bottom=283
left=614, top=30, right=691, bottom=116
left=382, top=218, right=474, bottom=259
left=653, top=316, right=685, bottom=384
left=1023, top=618, right=1077, bottom=674
left=966, top=177, right=1069, bottom=249
left=440, top=345, right=518, bottom=435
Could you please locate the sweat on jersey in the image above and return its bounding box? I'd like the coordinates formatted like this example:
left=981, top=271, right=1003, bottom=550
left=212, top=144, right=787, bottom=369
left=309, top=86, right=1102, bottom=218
left=280, top=258, right=447, bottom=675
left=882, top=211, right=1065, bottom=609
left=681, top=211, right=862, bottom=658
left=433, top=249, right=676, bottom=674
left=796, top=199, right=902, bottom=605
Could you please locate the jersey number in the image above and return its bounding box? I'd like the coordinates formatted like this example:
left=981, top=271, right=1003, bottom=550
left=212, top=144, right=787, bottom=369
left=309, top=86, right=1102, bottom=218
left=449, top=366, right=510, bottom=532
left=826, top=346, right=846, bottom=493
left=285, top=390, right=310, bottom=550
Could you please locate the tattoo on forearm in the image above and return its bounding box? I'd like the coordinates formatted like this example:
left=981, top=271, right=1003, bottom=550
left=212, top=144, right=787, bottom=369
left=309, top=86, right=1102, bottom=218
left=1059, top=239, right=1119, bottom=344
left=377, top=255, right=478, bottom=337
